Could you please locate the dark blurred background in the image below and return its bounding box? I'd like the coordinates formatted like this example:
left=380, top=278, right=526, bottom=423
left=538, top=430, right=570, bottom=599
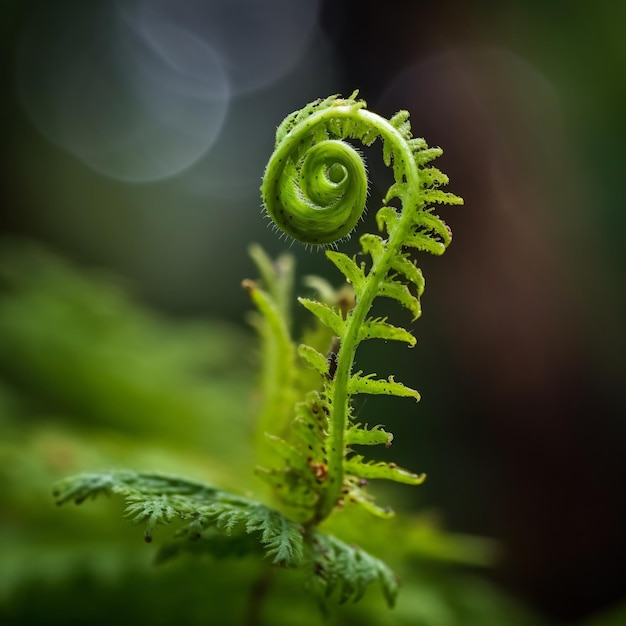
left=1, top=0, right=625, bottom=623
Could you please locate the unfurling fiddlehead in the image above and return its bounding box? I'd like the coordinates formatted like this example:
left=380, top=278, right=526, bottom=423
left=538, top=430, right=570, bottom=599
left=54, top=91, right=462, bottom=612
left=258, top=91, right=463, bottom=524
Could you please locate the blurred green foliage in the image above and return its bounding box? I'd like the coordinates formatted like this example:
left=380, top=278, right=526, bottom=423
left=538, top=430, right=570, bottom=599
left=0, top=240, right=530, bottom=625
left=0, top=0, right=624, bottom=622
left=0, top=240, right=622, bottom=625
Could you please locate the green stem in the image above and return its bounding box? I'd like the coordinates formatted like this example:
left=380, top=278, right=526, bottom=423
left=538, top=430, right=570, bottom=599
left=244, top=562, right=275, bottom=626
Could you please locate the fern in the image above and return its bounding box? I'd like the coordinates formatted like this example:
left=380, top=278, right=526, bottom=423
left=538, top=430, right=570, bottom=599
left=54, top=92, right=461, bottom=613
left=305, top=532, right=399, bottom=608
left=259, top=90, right=462, bottom=524
left=53, top=470, right=304, bottom=566
left=52, top=469, right=400, bottom=605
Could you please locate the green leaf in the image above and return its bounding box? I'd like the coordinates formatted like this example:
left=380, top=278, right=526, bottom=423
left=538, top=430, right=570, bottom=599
left=403, top=211, right=452, bottom=256
left=124, top=493, right=179, bottom=542
left=298, top=298, right=346, bottom=336
left=344, top=489, right=395, bottom=519
left=382, top=137, right=393, bottom=167
left=421, top=188, right=464, bottom=206
left=388, top=110, right=410, bottom=136
left=53, top=470, right=304, bottom=566
left=358, top=317, right=416, bottom=347
left=242, top=280, right=287, bottom=336
left=389, top=254, right=425, bottom=296
left=403, top=232, right=447, bottom=256
left=245, top=506, right=304, bottom=566
left=307, top=532, right=399, bottom=608
left=412, top=210, right=452, bottom=242
left=359, top=234, right=385, bottom=263
left=325, top=251, right=365, bottom=293
left=412, top=145, right=442, bottom=165
left=248, top=244, right=296, bottom=326
left=291, top=392, right=329, bottom=456
left=275, top=94, right=342, bottom=145
left=360, top=125, right=380, bottom=146
left=243, top=275, right=297, bottom=445
left=298, top=343, right=329, bottom=376
left=259, top=431, right=329, bottom=514
left=383, top=181, right=409, bottom=205
left=263, top=434, right=312, bottom=476
left=420, top=166, right=450, bottom=188
left=375, top=206, right=400, bottom=236
left=345, top=456, right=426, bottom=485
left=346, top=423, right=393, bottom=447
left=406, top=136, right=428, bottom=153
left=377, top=280, right=422, bottom=320
left=349, top=372, right=421, bottom=401
left=254, top=467, right=319, bottom=510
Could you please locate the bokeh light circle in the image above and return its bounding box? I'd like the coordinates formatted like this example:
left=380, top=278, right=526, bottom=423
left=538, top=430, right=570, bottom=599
left=16, top=2, right=230, bottom=182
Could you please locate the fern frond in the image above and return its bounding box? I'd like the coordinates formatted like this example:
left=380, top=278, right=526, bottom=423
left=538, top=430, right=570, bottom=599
left=53, top=471, right=304, bottom=566
left=306, top=532, right=399, bottom=608
left=248, top=244, right=295, bottom=327
left=124, top=493, right=180, bottom=541
left=261, top=93, right=462, bottom=524
left=242, top=275, right=297, bottom=448
left=255, top=389, right=332, bottom=520
left=246, top=506, right=304, bottom=565
left=52, top=92, right=462, bottom=613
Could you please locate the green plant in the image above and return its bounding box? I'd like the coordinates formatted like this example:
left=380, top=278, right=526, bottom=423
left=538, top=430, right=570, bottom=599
left=53, top=92, right=462, bottom=613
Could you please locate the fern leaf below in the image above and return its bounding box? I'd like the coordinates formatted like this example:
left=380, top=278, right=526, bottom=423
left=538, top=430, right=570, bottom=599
left=53, top=470, right=304, bottom=566
left=306, top=531, right=399, bottom=608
